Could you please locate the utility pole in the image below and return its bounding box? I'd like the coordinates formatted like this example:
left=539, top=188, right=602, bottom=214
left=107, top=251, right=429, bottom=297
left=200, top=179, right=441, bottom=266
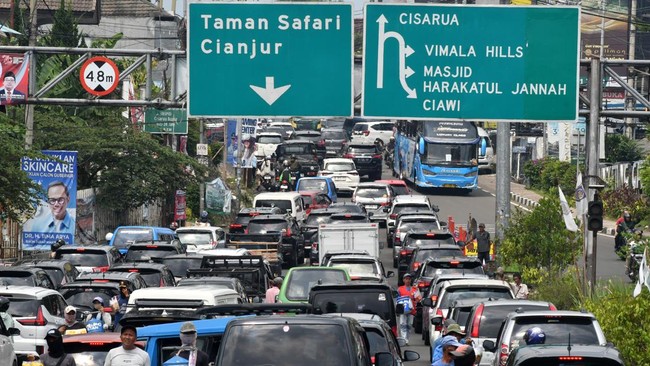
left=495, top=122, right=511, bottom=245
left=235, top=119, right=243, bottom=213
left=624, top=0, right=637, bottom=138
left=199, top=118, right=205, bottom=214
left=24, top=0, right=37, bottom=149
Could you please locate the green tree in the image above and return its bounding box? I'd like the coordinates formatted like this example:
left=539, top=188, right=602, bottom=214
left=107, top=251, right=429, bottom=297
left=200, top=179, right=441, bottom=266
left=44, top=0, right=82, bottom=48
left=499, top=191, right=582, bottom=287
left=604, top=133, right=643, bottom=163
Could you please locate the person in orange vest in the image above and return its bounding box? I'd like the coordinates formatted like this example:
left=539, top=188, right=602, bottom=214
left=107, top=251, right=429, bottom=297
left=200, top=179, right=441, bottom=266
left=396, top=273, right=421, bottom=345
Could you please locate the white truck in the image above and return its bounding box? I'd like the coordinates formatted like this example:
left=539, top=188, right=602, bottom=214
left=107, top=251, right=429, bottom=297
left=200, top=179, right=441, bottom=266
left=317, top=223, right=380, bottom=264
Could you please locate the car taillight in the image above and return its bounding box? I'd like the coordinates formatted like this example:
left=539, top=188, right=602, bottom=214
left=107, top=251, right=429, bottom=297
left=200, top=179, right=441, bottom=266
left=343, top=153, right=354, bottom=158
left=93, top=266, right=109, bottom=273
left=312, top=242, right=318, bottom=250
left=470, top=303, right=484, bottom=338
left=244, top=229, right=249, bottom=234
left=559, top=357, right=583, bottom=361
left=364, top=130, right=370, bottom=136
left=93, top=279, right=109, bottom=283
left=146, top=245, right=158, bottom=248
left=549, top=303, right=558, bottom=311
left=89, top=342, right=105, bottom=346
left=434, top=308, right=444, bottom=331
left=160, top=278, right=165, bottom=287
left=285, top=228, right=292, bottom=237
left=390, top=214, right=397, bottom=219
left=128, top=269, right=139, bottom=272
left=499, top=343, right=509, bottom=366
left=230, top=224, right=242, bottom=229
left=450, top=260, right=460, bottom=266
left=370, top=355, right=375, bottom=365
left=380, top=201, right=391, bottom=206
left=211, top=240, right=217, bottom=248
left=391, top=325, right=397, bottom=337
left=395, top=236, right=401, bottom=244
left=76, top=248, right=85, bottom=252
left=413, top=262, right=421, bottom=270
left=18, top=306, right=47, bottom=326
left=417, top=280, right=429, bottom=289
left=400, top=249, right=408, bottom=256
left=372, top=154, right=382, bottom=159
left=430, top=295, right=438, bottom=303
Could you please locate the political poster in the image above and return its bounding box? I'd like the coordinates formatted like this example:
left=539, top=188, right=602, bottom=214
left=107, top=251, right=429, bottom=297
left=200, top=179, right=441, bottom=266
left=174, top=190, right=187, bottom=221
left=21, top=151, right=78, bottom=250
left=0, top=53, right=29, bottom=108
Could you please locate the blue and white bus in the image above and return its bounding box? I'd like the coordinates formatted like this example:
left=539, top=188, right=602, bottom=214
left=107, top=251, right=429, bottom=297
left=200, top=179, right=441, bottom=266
left=393, top=120, right=485, bottom=192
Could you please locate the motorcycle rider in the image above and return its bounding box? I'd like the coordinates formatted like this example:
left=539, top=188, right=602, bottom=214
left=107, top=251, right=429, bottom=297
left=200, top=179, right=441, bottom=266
left=278, top=160, right=293, bottom=190
left=615, top=211, right=636, bottom=253
left=257, top=156, right=275, bottom=189
left=289, top=154, right=301, bottom=172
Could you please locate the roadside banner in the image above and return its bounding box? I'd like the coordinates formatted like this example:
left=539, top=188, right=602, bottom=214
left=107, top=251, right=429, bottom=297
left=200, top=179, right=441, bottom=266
left=174, top=190, right=187, bottom=221
left=575, top=172, right=587, bottom=218
left=206, top=178, right=231, bottom=214
left=21, top=151, right=78, bottom=250
left=633, top=247, right=648, bottom=298
left=0, top=53, right=29, bottom=110
left=559, top=186, right=578, bottom=232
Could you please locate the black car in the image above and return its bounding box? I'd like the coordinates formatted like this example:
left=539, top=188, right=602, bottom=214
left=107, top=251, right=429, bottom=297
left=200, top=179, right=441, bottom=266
left=402, top=239, right=463, bottom=280
left=229, top=207, right=285, bottom=233
left=160, top=253, right=206, bottom=279
left=109, top=262, right=176, bottom=287
left=54, top=245, right=123, bottom=273
left=274, top=141, right=321, bottom=177
left=294, top=130, right=326, bottom=162
left=124, top=241, right=185, bottom=262
left=321, top=128, right=349, bottom=158
left=246, top=214, right=305, bottom=268
left=344, top=144, right=383, bottom=180
left=12, top=259, right=80, bottom=289
left=0, top=266, right=57, bottom=289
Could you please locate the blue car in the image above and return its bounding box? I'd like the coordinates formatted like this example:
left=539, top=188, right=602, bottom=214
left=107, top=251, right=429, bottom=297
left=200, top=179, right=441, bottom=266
left=106, top=226, right=178, bottom=254
left=296, top=177, right=338, bottom=203
left=138, top=317, right=237, bottom=365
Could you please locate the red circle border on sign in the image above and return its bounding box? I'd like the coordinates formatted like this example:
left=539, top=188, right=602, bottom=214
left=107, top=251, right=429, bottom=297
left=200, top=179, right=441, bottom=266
left=79, top=56, right=120, bottom=97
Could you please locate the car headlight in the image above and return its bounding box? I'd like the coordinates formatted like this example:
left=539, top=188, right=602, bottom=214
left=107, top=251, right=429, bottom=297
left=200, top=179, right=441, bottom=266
left=464, top=171, right=477, bottom=177
left=422, top=169, right=436, bottom=176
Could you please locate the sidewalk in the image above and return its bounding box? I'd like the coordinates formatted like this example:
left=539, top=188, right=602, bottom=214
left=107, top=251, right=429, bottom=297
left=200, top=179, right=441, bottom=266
left=478, top=174, right=617, bottom=235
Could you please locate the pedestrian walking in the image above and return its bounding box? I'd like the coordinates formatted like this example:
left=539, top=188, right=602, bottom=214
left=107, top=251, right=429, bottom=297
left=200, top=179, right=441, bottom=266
left=265, top=277, right=283, bottom=303
left=104, top=325, right=150, bottom=366
left=396, top=273, right=421, bottom=345
left=470, top=223, right=491, bottom=267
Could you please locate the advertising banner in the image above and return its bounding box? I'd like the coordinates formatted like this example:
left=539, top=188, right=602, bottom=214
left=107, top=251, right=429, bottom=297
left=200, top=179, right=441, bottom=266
left=21, top=151, right=78, bottom=250
left=0, top=53, right=29, bottom=109
left=206, top=178, right=231, bottom=214
left=226, top=119, right=238, bottom=165
left=174, top=190, right=187, bottom=221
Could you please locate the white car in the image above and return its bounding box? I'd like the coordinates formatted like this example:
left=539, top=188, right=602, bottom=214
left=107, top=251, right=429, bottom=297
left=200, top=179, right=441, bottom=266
left=351, top=121, right=395, bottom=147
left=0, top=286, right=67, bottom=360
left=266, top=122, right=295, bottom=140
left=319, top=158, right=360, bottom=193
left=255, top=132, right=284, bottom=159
left=175, top=226, right=226, bottom=253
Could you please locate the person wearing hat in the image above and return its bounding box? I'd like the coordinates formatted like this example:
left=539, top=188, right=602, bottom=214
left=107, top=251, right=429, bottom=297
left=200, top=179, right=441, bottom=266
left=85, top=296, right=112, bottom=332
left=112, top=281, right=131, bottom=325
left=58, top=306, right=86, bottom=335
left=265, top=277, right=283, bottom=303
left=432, top=323, right=468, bottom=363
left=105, top=325, right=150, bottom=366
left=495, top=266, right=506, bottom=281
left=167, top=321, right=209, bottom=366
left=470, top=223, right=491, bottom=267
left=39, top=329, right=75, bottom=366
left=396, top=273, right=421, bottom=345
left=450, top=344, right=476, bottom=366
left=432, top=335, right=462, bottom=366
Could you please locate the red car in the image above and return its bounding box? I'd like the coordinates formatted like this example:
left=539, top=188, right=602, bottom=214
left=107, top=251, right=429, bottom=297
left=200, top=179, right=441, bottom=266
left=299, top=191, right=333, bottom=215
left=63, top=332, right=145, bottom=365
left=376, top=179, right=411, bottom=196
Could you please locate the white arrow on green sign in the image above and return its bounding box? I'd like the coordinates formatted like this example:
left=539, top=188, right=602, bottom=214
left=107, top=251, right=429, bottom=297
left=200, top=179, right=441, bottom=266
left=188, top=3, right=353, bottom=118
left=362, top=4, right=580, bottom=122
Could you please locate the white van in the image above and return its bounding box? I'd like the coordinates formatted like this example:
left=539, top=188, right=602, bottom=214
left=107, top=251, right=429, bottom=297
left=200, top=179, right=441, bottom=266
left=126, top=286, right=243, bottom=312
left=478, top=127, right=496, bottom=173
left=175, top=226, right=226, bottom=252
left=253, top=192, right=307, bottom=222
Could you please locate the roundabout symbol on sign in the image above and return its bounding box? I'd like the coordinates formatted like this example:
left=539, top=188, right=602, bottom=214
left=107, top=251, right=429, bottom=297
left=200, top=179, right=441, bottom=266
left=80, top=56, right=119, bottom=96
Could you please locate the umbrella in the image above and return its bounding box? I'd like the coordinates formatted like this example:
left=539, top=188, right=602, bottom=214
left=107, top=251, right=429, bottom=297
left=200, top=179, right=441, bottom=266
left=0, top=25, right=21, bottom=36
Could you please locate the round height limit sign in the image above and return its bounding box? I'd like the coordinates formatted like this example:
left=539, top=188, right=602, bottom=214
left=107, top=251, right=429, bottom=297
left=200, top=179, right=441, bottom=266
left=80, top=56, right=119, bottom=96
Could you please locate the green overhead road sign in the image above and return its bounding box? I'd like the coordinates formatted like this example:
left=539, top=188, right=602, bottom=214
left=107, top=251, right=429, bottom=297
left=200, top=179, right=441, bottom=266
left=188, top=3, right=353, bottom=118
left=362, top=4, right=580, bottom=121
left=144, top=108, right=188, bottom=134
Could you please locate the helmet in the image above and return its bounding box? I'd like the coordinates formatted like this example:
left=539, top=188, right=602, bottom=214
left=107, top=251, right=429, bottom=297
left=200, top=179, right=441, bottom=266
left=290, top=154, right=297, bottom=160
left=523, top=327, right=546, bottom=345
left=0, top=296, right=8, bottom=313
left=624, top=211, right=631, bottom=219
left=200, top=211, right=209, bottom=219
left=283, top=160, right=290, bottom=166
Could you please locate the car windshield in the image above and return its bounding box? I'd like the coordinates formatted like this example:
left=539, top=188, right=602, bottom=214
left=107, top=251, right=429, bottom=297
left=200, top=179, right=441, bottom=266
left=304, top=214, right=332, bottom=227
left=258, top=136, right=283, bottom=144
left=219, top=324, right=351, bottom=365
left=67, top=349, right=114, bottom=366
left=247, top=220, right=286, bottom=234
left=393, top=205, right=430, bottom=215
left=297, top=180, right=328, bottom=193
left=414, top=248, right=462, bottom=262
left=295, top=134, right=321, bottom=142
left=112, top=228, right=154, bottom=250
left=322, top=130, right=346, bottom=140
left=6, top=298, right=40, bottom=317
left=398, top=221, right=438, bottom=232
left=440, top=288, right=512, bottom=308
left=425, top=143, right=477, bottom=165
left=324, top=162, right=355, bottom=172
left=511, top=316, right=600, bottom=345
left=478, top=305, right=551, bottom=338
left=255, top=199, right=293, bottom=213
left=353, top=124, right=368, bottom=132
left=113, top=269, right=162, bottom=288
left=365, top=327, right=389, bottom=355
left=162, top=257, right=204, bottom=278
left=424, top=263, right=485, bottom=277
left=124, top=246, right=177, bottom=261
left=390, top=185, right=409, bottom=195
left=347, top=146, right=376, bottom=154
left=177, top=231, right=213, bottom=246
left=313, top=291, right=392, bottom=321
left=286, top=270, right=348, bottom=301
left=61, top=289, right=117, bottom=310
left=282, top=144, right=313, bottom=155
left=356, top=187, right=388, bottom=198
left=0, top=272, right=35, bottom=286
left=57, top=252, right=109, bottom=267
left=330, top=261, right=377, bottom=277
left=41, top=268, right=65, bottom=285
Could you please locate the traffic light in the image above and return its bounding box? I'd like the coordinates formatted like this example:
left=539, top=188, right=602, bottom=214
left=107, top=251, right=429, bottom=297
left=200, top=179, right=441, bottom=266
left=587, top=199, right=604, bottom=232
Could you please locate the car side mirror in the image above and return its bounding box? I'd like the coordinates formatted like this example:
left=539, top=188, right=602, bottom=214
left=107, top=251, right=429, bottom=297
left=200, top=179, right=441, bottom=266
left=403, top=350, right=420, bottom=362
left=8, top=327, right=20, bottom=336
left=483, top=340, right=496, bottom=352
left=386, top=271, right=395, bottom=278
left=368, top=212, right=374, bottom=217
left=383, top=207, right=390, bottom=213
left=421, top=298, right=433, bottom=307
left=374, top=352, right=394, bottom=366
left=430, top=317, right=442, bottom=326
left=432, top=204, right=440, bottom=212
left=395, top=304, right=405, bottom=314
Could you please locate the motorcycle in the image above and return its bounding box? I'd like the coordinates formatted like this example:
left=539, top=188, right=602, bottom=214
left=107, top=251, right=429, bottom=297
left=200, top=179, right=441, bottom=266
left=384, top=144, right=394, bottom=169
left=279, top=180, right=290, bottom=192
left=261, top=175, right=275, bottom=191
left=626, top=231, right=645, bottom=282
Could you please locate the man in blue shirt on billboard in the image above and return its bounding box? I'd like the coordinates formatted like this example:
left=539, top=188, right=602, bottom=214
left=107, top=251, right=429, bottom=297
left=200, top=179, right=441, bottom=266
left=33, top=181, right=75, bottom=233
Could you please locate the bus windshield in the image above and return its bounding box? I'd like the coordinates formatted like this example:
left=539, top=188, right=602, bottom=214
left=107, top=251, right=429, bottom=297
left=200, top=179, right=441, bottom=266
left=424, top=143, right=477, bottom=165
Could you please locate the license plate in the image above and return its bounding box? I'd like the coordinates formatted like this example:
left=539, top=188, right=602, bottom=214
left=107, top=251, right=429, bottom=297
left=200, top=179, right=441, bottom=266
left=359, top=158, right=370, bottom=162
left=333, top=177, right=346, bottom=181
left=366, top=205, right=379, bottom=210
left=443, top=184, right=457, bottom=188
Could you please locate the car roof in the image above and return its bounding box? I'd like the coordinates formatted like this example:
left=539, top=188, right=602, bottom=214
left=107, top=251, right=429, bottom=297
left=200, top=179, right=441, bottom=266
left=376, top=179, right=407, bottom=186
left=249, top=214, right=288, bottom=221
left=425, top=256, right=481, bottom=265
left=0, top=285, right=59, bottom=296
left=324, top=250, right=370, bottom=256
left=507, top=344, right=623, bottom=363
left=347, top=143, right=377, bottom=148
left=130, top=286, right=239, bottom=298
left=394, top=195, right=429, bottom=203
left=175, top=226, right=224, bottom=233
left=254, top=192, right=302, bottom=199
left=356, top=182, right=391, bottom=188
left=257, top=132, right=283, bottom=137
left=432, top=273, right=489, bottom=282
left=56, top=245, right=114, bottom=252
left=505, top=309, right=597, bottom=320
left=0, top=266, right=42, bottom=274
left=476, top=299, right=554, bottom=309
left=323, top=158, right=355, bottom=163
left=136, top=316, right=238, bottom=337
left=413, top=243, right=461, bottom=250
left=14, top=259, right=71, bottom=267
left=196, top=249, right=250, bottom=256
left=282, top=140, right=314, bottom=145
left=63, top=332, right=145, bottom=347
left=329, top=255, right=378, bottom=262
left=76, top=271, right=140, bottom=281
left=294, top=130, right=321, bottom=135
left=398, top=215, right=439, bottom=222
left=441, top=279, right=513, bottom=288
left=311, top=282, right=391, bottom=291
left=110, top=262, right=169, bottom=271
left=228, top=315, right=356, bottom=327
